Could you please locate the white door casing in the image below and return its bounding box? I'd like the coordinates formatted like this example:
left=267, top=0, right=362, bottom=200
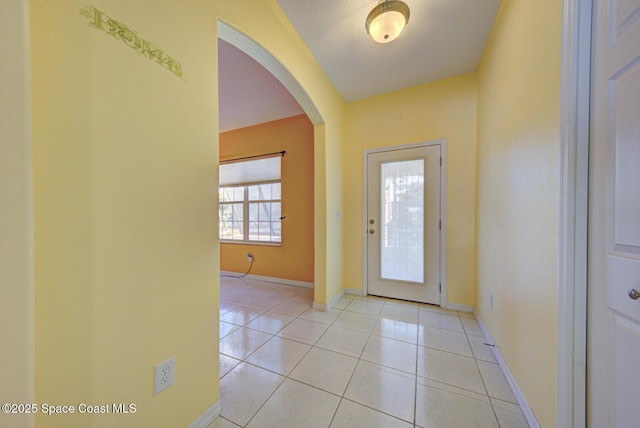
left=589, top=0, right=640, bottom=426
left=364, top=142, right=444, bottom=305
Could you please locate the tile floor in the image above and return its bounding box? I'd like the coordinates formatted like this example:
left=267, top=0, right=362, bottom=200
left=208, top=277, right=529, bottom=428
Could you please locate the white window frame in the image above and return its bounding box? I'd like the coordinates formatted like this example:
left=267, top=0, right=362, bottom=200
left=219, top=155, right=283, bottom=245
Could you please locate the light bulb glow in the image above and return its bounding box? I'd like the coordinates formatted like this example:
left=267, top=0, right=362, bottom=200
left=369, top=10, right=406, bottom=43
left=365, top=1, right=410, bottom=44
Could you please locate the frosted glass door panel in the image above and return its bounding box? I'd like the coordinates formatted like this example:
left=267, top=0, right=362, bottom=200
left=380, top=160, right=424, bottom=283
left=366, top=144, right=440, bottom=305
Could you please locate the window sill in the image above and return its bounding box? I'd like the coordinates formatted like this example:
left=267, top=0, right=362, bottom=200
left=220, top=240, right=282, bottom=247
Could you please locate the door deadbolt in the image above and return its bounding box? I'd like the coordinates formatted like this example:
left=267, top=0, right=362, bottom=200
left=369, top=219, right=375, bottom=224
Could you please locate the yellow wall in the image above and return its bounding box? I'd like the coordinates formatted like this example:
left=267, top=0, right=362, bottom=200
left=219, top=114, right=314, bottom=283
left=30, top=1, right=344, bottom=427
left=31, top=1, right=219, bottom=426
left=1, top=1, right=34, bottom=427
left=344, top=73, right=478, bottom=307
left=475, top=0, right=561, bottom=425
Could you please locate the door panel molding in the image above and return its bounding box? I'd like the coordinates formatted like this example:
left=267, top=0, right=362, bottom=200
left=362, top=139, right=447, bottom=305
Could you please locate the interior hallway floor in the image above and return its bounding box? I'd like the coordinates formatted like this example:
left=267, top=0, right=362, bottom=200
left=209, top=276, right=529, bottom=428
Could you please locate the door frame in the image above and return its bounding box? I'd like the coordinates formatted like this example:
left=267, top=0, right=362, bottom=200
left=557, top=0, right=591, bottom=426
left=362, top=139, right=447, bottom=306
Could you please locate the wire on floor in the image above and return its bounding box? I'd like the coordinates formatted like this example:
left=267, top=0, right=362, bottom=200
left=220, top=256, right=254, bottom=279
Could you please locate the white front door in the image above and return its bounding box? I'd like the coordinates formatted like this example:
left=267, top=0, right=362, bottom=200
left=589, top=0, right=640, bottom=425
left=365, top=144, right=441, bottom=305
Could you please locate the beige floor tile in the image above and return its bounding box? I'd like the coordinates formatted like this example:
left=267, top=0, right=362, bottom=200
left=289, top=347, right=358, bottom=396
left=220, top=362, right=284, bottom=427
left=218, top=277, right=526, bottom=428
left=219, top=301, right=235, bottom=316
left=477, top=360, right=517, bottom=403
left=330, top=399, right=412, bottom=428
left=271, top=299, right=312, bottom=317
left=371, top=317, right=418, bottom=344
left=418, top=324, right=473, bottom=357
left=220, top=304, right=265, bottom=326
left=220, top=321, right=239, bottom=339
left=316, top=325, right=370, bottom=357
left=207, top=416, right=241, bottom=428
left=262, top=284, right=304, bottom=299
left=353, top=295, right=387, bottom=302
left=333, top=310, right=378, bottom=333
left=299, top=307, right=342, bottom=325
left=245, top=311, right=295, bottom=335
left=415, top=377, right=498, bottom=428
left=290, top=287, right=315, bottom=303
left=462, top=317, right=485, bottom=337
left=468, top=335, right=498, bottom=363
left=277, top=318, right=329, bottom=345
left=458, top=310, right=476, bottom=319
left=246, top=336, right=311, bottom=375
left=491, top=398, right=529, bottom=428
left=419, top=303, right=459, bottom=316
left=222, top=290, right=280, bottom=309
left=219, top=327, right=272, bottom=360
left=220, top=278, right=253, bottom=292
left=379, top=303, right=420, bottom=323
left=333, top=294, right=355, bottom=309
left=344, top=360, right=416, bottom=423
left=246, top=379, right=340, bottom=428
left=417, top=346, right=485, bottom=394
left=219, top=353, right=241, bottom=379
left=361, top=335, right=417, bottom=374
left=384, top=298, right=420, bottom=308
left=418, top=310, right=464, bottom=333
left=345, top=299, right=384, bottom=316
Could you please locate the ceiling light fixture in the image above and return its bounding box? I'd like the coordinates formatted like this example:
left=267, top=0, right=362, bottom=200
left=365, top=0, right=410, bottom=44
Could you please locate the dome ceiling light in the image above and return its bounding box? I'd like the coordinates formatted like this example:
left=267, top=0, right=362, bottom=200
left=365, top=0, right=411, bottom=44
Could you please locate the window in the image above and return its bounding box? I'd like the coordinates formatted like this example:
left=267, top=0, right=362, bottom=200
left=219, top=156, right=282, bottom=244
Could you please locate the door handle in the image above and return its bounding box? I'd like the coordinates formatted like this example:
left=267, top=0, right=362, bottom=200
left=629, top=289, right=640, bottom=300
left=369, top=229, right=375, bottom=234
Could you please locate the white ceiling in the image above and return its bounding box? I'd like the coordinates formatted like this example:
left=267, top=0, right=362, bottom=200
left=218, top=0, right=500, bottom=131
left=218, top=39, right=304, bottom=133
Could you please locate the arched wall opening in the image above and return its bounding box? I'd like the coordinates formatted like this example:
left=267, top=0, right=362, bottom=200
left=217, top=20, right=328, bottom=306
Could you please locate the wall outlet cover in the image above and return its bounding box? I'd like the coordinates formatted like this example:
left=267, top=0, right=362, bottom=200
left=154, top=356, right=175, bottom=395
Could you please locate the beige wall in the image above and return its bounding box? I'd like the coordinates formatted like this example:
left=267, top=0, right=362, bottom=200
left=344, top=73, right=478, bottom=307
left=1, top=1, right=34, bottom=427
left=219, top=115, right=314, bottom=283
left=475, top=0, right=562, bottom=425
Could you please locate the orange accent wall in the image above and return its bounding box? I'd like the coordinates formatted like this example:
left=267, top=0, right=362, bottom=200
left=219, top=114, right=314, bottom=283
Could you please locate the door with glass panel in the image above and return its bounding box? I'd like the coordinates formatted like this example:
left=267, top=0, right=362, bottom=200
left=366, top=145, right=441, bottom=304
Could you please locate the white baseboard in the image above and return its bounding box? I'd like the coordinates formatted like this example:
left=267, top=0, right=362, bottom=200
left=220, top=271, right=313, bottom=288
left=312, top=301, right=327, bottom=311
left=474, top=312, right=539, bottom=428
left=188, top=400, right=221, bottom=428
left=316, top=289, right=347, bottom=311
left=445, top=302, right=474, bottom=313
left=317, top=288, right=362, bottom=311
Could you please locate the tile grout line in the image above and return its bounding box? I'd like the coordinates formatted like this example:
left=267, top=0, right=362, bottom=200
left=219, top=277, right=525, bottom=427
left=462, top=311, right=503, bottom=427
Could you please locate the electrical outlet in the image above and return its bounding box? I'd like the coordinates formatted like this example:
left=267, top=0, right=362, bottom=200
left=154, top=356, right=175, bottom=395
left=489, top=293, right=494, bottom=310
left=246, top=252, right=253, bottom=262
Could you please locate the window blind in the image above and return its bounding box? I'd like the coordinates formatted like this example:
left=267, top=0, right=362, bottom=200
left=219, top=156, right=281, bottom=187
